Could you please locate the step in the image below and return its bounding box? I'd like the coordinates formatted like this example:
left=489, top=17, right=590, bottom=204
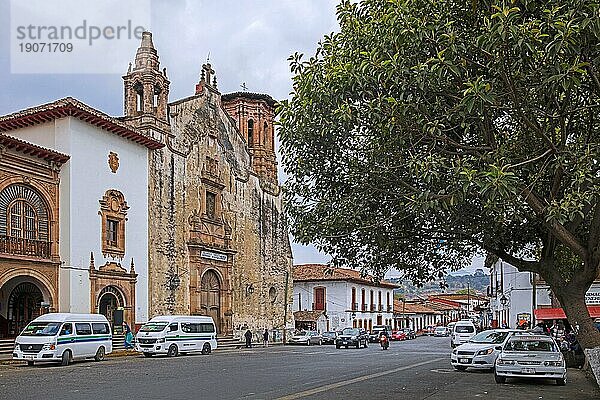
left=0, top=339, right=15, bottom=360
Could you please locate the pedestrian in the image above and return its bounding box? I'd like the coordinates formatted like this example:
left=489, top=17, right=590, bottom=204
left=244, top=329, right=253, bottom=348
left=123, top=322, right=134, bottom=350
left=263, top=328, right=269, bottom=348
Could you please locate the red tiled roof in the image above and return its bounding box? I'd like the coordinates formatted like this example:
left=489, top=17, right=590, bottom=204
left=393, top=300, right=440, bottom=315
left=292, top=264, right=398, bottom=289
left=0, top=134, right=69, bottom=164
left=430, top=293, right=488, bottom=302
left=0, top=97, right=164, bottom=150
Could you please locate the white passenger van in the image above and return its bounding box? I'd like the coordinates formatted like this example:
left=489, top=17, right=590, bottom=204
left=136, top=315, right=217, bottom=357
left=451, top=320, right=477, bottom=348
left=13, top=313, right=112, bottom=366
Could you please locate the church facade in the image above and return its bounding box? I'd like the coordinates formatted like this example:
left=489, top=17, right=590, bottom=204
left=0, top=31, right=293, bottom=338
left=122, top=32, right=292, bottom=336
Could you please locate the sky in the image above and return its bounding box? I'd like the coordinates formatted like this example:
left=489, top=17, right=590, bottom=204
left=0, top=0, right=483, bottom=275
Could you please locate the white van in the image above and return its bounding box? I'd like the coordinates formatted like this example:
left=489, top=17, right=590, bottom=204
left=136, top=315, right=217, bottom=357
left=13, top=313, right=112, bottom=366
left=451, top=320, right=477, bottom=347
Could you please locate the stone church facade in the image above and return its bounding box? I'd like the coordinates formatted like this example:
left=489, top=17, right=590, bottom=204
left=122, top=32, right=293, bottom=336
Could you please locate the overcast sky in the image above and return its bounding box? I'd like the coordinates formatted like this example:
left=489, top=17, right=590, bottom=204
left=0, top=0, right=483, bottom=274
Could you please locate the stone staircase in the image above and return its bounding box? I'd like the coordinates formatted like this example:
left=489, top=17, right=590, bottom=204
left=0, top=339, right=14, bottom=360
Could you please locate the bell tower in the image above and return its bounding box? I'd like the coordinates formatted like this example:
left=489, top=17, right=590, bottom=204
left=123, top=31, right=170, bottom=139
left=222, top=92, right=278, bottom=183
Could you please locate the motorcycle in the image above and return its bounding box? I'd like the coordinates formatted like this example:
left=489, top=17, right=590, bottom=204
left=380, top=335, right=389, bottom=350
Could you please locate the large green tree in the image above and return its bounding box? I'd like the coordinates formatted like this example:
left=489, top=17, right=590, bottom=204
left=279, top=0, right=600, bottom=349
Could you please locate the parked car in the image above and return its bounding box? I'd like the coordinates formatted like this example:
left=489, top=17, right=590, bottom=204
left=13, top=313, right=112, bottom=366
left=369, top=325, right=392, bottom=343
left=391, top=330, right=407, bottom=341
left=321, top=331, right=338, bottom=345
left=434, top=326, right=450, bottom=337
left=495, top=334, right=566, bottom=386
left=135, top=315, right=217, bottom=357
left=451, top=320, right=476, bottom=348
left=288, top=331, right=322, bottom=346
left=451, top=329, right=519, bottom=371
left=424, top=326, right=436, bottom=336
left=401, top=328, right=416, bottom=339
left=336, top=328, right=369, bottom=349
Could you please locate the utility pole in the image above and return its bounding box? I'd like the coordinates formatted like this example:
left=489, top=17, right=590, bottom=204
left=467, top=279, right=471, bottom=318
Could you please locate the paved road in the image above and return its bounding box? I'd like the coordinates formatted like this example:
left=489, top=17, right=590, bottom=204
left=0, top=336, right=598, bottom=399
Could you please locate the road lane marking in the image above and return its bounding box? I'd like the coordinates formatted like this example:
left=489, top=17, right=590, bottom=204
left=275, top=357, right=445, bottom=400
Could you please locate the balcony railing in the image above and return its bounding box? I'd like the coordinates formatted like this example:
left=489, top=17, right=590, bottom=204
left=0, top=235, right=51, bottom=259
left=362, top=303, right=368, bottom=312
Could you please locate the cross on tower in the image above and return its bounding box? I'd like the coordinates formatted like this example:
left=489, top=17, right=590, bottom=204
left=240, top=82, right=248, bottom=92
left=202, top=63, right=215, bottom=85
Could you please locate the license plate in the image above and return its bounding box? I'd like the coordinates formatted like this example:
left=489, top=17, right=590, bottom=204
left=24, top=355, right=34, bottom=360
left=142, top=348, right=151, bottom=352
left=521, top=368, right=536, bottom=374
left=459, top=358, right=470, bottom=364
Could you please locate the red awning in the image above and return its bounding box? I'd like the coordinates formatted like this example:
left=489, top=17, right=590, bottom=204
left=534, top=306, right=600, bottom=320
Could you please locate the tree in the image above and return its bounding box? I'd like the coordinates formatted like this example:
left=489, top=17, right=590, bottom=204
left=278, top=0, right=600, bottom=349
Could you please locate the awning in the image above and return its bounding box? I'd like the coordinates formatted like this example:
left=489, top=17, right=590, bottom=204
left=534, top=306, right=600, bottom=320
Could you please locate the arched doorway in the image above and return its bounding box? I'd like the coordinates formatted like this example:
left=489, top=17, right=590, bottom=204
left=7, top=282, right=44, bottom=336
left=200, top=270, right=221, bottom=333
left=97, top=286, right=124, bottom=329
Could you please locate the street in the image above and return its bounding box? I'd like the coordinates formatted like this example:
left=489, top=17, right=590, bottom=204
left=0, top=336, right=598, bottom=400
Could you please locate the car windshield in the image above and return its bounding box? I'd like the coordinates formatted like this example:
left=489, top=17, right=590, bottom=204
left=455, top=325, right=474, bottom=333
left=139, top=322, right=168, bottom=332
left=323, top=332, right=335, bottom=337
left=342, top=328, right=359, bottom=336
left=435, top=327, right=445, bottom=331
left=505, top=340, right=555, bottom=352
left=470, top=331, right=509, bottom=344
left=21, top=322, right=61, bottom=336
left=296, top=331, right=309, bottom=336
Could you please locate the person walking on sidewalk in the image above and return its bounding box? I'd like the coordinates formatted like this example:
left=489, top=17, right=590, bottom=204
left=263, top=328, right=269, bottom=348
left=244, top=329, right=253, bottom=348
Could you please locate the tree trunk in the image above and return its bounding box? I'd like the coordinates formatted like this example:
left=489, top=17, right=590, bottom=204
left=554, top=286, right=600, bottom=349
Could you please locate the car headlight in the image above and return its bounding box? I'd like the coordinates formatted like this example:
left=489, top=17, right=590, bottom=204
left=42, top=343, right=56, bottom=350
left=477, top=348, right=494, bottom=356
left=497, top=359, right=515, bottom=365
left=14, top=343, right=19, bottom=351
left=543, top=360, right=563, bottom=367
left=158, top=338, right=166, bottom=343
left=351, top=336, right=357, bottom=340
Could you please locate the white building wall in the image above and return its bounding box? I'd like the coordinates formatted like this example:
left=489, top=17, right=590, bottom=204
left=8, top=117, right=150, bottom=323
left=292, top=280, right=395, bottom=332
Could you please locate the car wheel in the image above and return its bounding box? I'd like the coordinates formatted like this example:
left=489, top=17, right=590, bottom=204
left=167, top=344, right=179, bottom=357
left=364, top=341, right=368, bottom=348
left=27, top=361, right=34, bottom=366
left=143, top=353, right=153, bottom=358
left=454, top=365, right=467, bottom=371
left=201, top=343, right=212, bottom=355
left=494, top=374, right=506, bottom=384
left=356, top=341, right=360, bottom=349
left=318, top=340, right=322, bottom=346
left=306, top=339, right=311, bottom=346
left=556, top=377, right=566, bottom=386
left=94, top=346, right=105, bottom=361
left=61, top=350, right=71, bottom=367
left=336, top=345, right=341, bottom=349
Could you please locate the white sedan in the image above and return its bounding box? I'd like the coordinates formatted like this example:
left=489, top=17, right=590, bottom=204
left=451, top=329, right=519, bottom=371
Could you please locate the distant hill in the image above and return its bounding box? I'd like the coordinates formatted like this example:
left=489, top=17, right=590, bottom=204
left=389, top=269, right=489, bottom=299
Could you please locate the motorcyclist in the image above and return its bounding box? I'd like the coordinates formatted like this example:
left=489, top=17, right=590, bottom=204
left=379, top=330, right=390, bottom=349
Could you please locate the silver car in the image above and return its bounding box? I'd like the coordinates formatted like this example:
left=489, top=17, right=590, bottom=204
left=451, top=329, right=518, bottom=371
left=288, top=330, right=322, bottom=346
left=495, top=334, right=566, bottom=385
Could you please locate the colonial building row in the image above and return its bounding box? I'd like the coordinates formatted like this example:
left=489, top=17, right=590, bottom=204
left=292, top=264, right=397, bottom=332
left=0, top=32, right=293, bottom=338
